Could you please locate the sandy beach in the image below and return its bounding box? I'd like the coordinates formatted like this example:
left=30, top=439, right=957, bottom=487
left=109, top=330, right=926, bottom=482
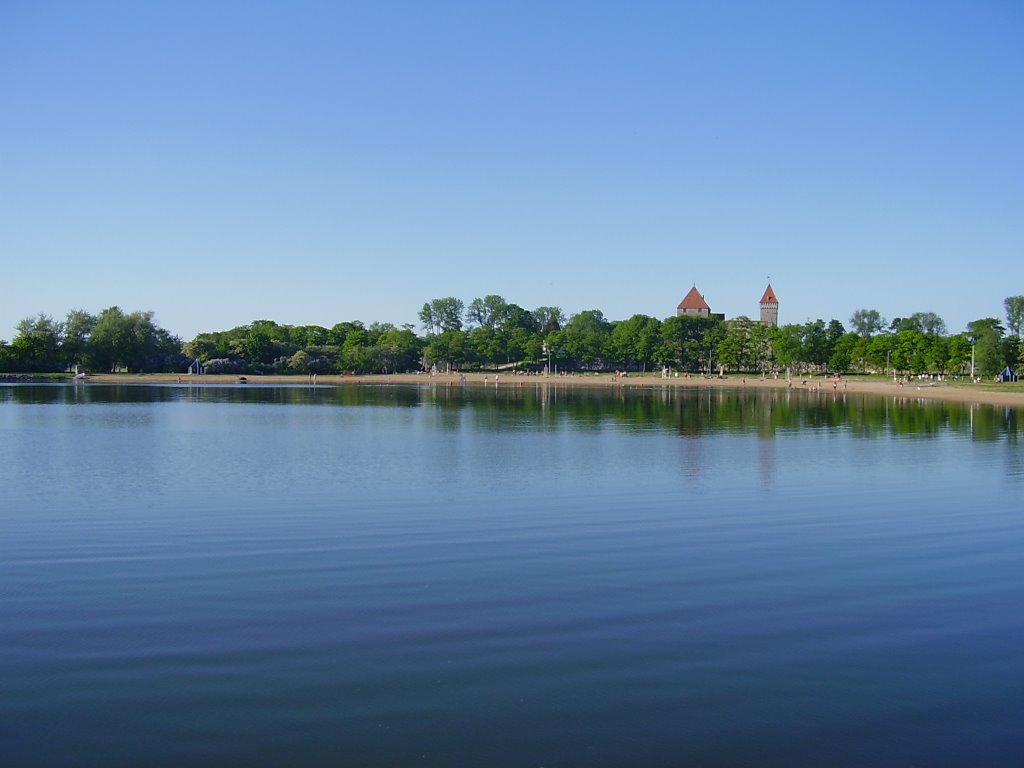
left=73, top=372, right=1024, bottom=409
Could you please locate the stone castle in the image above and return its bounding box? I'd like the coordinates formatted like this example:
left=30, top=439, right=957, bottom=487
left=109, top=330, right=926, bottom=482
left=676, top=283, right=779, bottom=327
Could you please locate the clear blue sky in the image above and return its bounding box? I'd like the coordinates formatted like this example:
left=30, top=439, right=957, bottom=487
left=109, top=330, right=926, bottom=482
left=2, top=0, right=1021, bottom=341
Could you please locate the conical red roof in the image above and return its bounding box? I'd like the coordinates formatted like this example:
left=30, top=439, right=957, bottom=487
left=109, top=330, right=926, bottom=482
left=760, top=284, right=778, bottom=305
left=677, top=286, right=710, bottom=311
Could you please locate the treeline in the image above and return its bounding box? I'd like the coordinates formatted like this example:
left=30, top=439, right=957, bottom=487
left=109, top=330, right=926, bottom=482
left=182, top=320, right=421, bottom=375
left=0, top=308, right=184, bottom=374
left=3, top=296, right=1023, bottom=378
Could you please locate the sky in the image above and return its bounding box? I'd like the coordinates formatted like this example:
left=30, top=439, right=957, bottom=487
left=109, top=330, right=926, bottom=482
left=1, top=0, right=1021, bottom=341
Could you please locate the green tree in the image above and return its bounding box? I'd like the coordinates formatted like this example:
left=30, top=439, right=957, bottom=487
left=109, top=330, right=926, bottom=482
left=328, top=321, right=364, bottom=347
left=340, top=328, right=370, bottom=371
left=850, top=308, right=885, bottom=339
left=418, top=303, right=437, bottom=336
left=466, top=295, right=507, bottom=329
left=287, top=350, right=311, bottom=373
left=771, top=324, right=804, bottom=371
left=532, top=307, right=565, bottom=335
left=183, top=334, right=227, bottom=362
left=913, top=312, right=946, bottom=336
left=925, top=334, right=950, bottom=374
left=424, top=329, right=467, bottom=372
left=243, top=324, right=279, bottom=364
left=1004, top=296, right=1024, bottom=337
left=967, top=317, right=1005, bottom=338
left=611, top=314, right=661, bottom=372
left=467, top=325, right=503, bottom=368
left=891, top=330, right=930, bottom=374
left=719, top=317, right=769, bottom=372
left=293, top=325, right=329, bottom=348
left=889, top=312, right=945, bottom=335
left=544, top=329, right=567, bottom=370
left=422, top=297, right=464, bottom=334
left=11, top=313, right=63, bottom=371
left=88, top=307, right=134, bottom=372
left=88, top=307, right=181, bottom=373
left=967, top=318, right=1004, bottom=378
left=0, top=340, right=11, bottom=373
left=376, top=327, right=422, bottom=373
left=749, top=321, right=774, bottom=372
left=801, top=319, right=830, bottom=369
left=658, top=315, right=720, bottom=371
left=562, top=310, right=611, bottom=369
left=866, top=333, right=896, bottom=374
left=974, top=331, right=1003, bottom=377
left=62, top=309, right=97, bottom=369
left=508, top=327, right=542, bottom=365
left=828, top=332, right=859, bottom=373
left=1001, top=336, right=1020, bottom=375
left=825, top=319, right=846, bottom=348
left=946, top=334, right=972, bottom=375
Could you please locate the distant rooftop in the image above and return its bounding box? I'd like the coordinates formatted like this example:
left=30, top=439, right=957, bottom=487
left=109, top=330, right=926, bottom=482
left=677, top=286, right=711, bottom=312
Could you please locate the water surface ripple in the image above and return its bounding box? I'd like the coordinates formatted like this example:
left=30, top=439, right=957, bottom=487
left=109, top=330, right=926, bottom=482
left=1, top=384, right=1021, bottom=767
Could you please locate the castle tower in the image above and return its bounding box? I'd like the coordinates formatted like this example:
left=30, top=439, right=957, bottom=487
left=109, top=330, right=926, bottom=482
left=677, top=286, right=712, bottom=318
left=759, top=283, right=779, bottom=326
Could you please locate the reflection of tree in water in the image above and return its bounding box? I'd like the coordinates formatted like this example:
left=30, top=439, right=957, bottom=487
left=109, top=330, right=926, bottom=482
left=1002, top=408, right=1023, bottom=479
left=5, top=382, right=1022, bottom=450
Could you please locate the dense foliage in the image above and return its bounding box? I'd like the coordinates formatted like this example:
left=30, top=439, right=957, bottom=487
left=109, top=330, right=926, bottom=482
left=0, top=308, right=184, bottom=374
left=3, top=295, right=1023, bottom=379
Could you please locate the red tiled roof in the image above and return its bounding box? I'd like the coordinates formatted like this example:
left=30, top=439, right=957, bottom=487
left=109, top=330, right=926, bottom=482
left=760, top=284, right=778, bottom=305
left=677, top=286, right=710, bottom=311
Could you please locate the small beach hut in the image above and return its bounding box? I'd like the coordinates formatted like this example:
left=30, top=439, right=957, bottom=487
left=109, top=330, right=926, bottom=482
left=188, top=359, right=205, bottom=375
left=997, top=366, right=1017, bottom=383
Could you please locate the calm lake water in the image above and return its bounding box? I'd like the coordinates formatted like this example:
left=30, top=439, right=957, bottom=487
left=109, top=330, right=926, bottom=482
left=1, top=383, right=1022, bottom=767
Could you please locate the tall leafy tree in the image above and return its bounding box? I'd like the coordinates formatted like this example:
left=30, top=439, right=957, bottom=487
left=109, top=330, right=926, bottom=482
left=467, top=325, right=503, bottom=368
left=850, top=309, right=885, bottom=339
left=418, top=303, right=437, bottom=336
left=1004, top=296, right=1024, bottom=337
left=771, top=324, right=804, bottom=371
left=328, top=321, right=364, bottom=347
left=424, top=329, right=466, bottom=371
left=802, top=319, right=830, bottom=368
left=562, top=310, right=611, bottom=369
left=966, top=318, right=1005, bottom=377
left=891, top=330, right=932, bottom=374
left=658, top=315, right=720, bottom=371
left=912, top=312, right=946, bottom=336
left=946, top=334, right=972, bottom=374
left=716, top=317, right=773, bottom=372
left=532, top=307, right=565, bottom=335
left=508, top=327, right=542, bottom=364
left=866, top=333, right=896, bottom=374
left=611, top=314, right=661, bottom=372
left=829, top=332, right=860, bottom=372
left=966, top=318, right=1005, bottom=340
left=11, top=314, right=63, bottom=372
left=62, top=309, right=97, bottom=369
left=423, top=297, right=464, bottom=334
left=376, top=327, right=421, bottom=373
left=974, top=332, right=1003, bottom=377
left=466, top=295, right=507, bottom=329
left=88, top=307, right=180, bottom=372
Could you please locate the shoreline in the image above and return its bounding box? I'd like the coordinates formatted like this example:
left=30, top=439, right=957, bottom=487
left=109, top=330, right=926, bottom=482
left=51, top=372, right=1024, bottom=409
